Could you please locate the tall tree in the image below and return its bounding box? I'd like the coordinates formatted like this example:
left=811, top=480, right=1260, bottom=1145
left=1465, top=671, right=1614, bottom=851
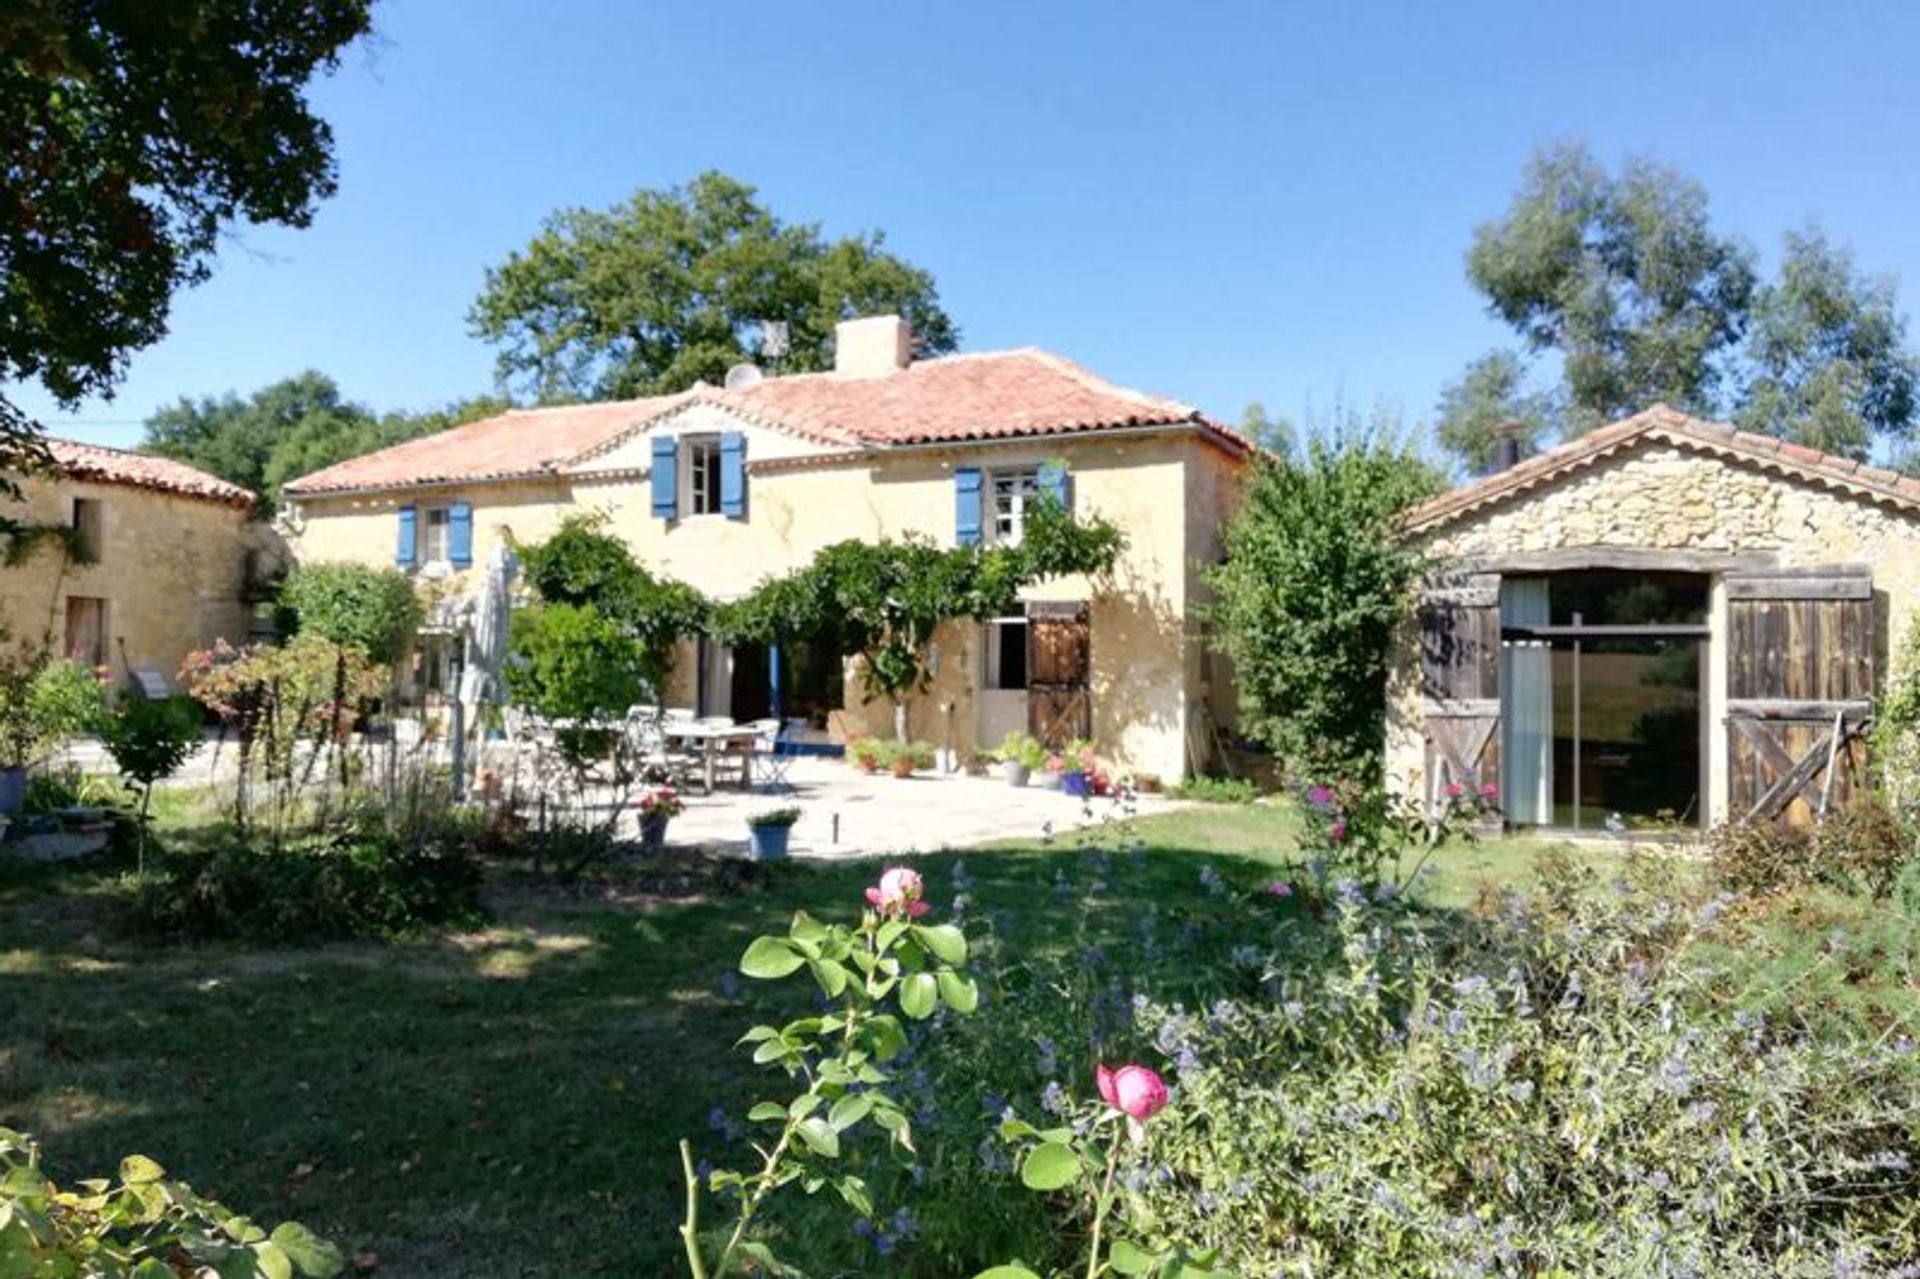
left=1238, top=401, right=1296, bottom=459
left=1433, top=349, right=1561, bottom=473
left=0, top=1, right=373, bottom=481
left=1449, top=143, right=1920, bottom=468
left=1466, top=142, right=1756, bottom=427
left=142, top=374, right=507, bottom=507
left=1736, top=227, right=1919, bottom=458
left=469, top=172, right=960, bottom=402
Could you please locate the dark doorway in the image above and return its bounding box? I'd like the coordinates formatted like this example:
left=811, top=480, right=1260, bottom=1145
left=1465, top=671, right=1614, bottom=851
left=729, top=642, right=773, bottom=723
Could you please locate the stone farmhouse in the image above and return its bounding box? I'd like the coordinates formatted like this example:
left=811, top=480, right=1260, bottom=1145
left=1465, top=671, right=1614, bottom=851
left=280, top=317, right=1253, bottom=782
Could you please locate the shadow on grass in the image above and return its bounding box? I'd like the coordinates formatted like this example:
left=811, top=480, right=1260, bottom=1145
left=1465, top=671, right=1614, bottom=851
left=0, top=806, right=1596, bottom=1278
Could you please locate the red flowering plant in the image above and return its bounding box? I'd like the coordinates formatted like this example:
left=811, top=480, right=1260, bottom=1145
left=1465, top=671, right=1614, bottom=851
left=983, top=1062, right=1234, bottom=1279
left=635, top=783, right=685, bottom=822
left=677, top=866, right=977, bottom=1279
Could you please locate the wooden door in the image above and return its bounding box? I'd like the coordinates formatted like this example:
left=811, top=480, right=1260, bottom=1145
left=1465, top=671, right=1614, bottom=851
left=1418, top=573, right=1501, bottom=807
left=1027, top=603, right=1091, bottom=747
left=1725, top=567, right=1874, bottom=826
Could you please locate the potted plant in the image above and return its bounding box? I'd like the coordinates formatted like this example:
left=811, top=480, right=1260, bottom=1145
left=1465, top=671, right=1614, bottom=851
left=993, top=730, right=1047, bottom=787
left=847, top=736, right=884, bottom=775
left=635, top=783, right=685, bottom=850
left=746, top=806, right=801, bottom=859
left=1057, top=738, right=1100, bottom=798
left=0, top=652, right=107, bottom=818
left=888, top=740, right=934, bottom=779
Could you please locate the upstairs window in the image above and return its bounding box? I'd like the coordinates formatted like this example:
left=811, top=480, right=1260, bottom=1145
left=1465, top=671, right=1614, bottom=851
left=70, top=498, right=102, bottom=563
left=685, top=436, right=722, bottom=516
left=422, top=506, right=452, bottom=564
left=989, top=468, right=1040, bottom=545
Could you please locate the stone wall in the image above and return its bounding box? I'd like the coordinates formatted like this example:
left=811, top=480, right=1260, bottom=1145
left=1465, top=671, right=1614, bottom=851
left=0, top=477, right=256, bottom=689
left=1385, top=445, right=1920, bottom=817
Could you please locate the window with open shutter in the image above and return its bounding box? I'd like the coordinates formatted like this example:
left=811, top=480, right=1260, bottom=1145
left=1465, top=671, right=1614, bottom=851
left=1724, top=566, right=1874, bottom=826
left=1417, top=573, right=1501, bottom=809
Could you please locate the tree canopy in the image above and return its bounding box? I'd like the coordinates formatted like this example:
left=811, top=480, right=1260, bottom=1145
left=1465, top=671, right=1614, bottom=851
left=1440, top=142, right=1919, bottom=469
left=141, top=372, right=508, bottom=509
left=468, top=171, right=960, bottom=403
left=0, top=1, right=372, bottom=473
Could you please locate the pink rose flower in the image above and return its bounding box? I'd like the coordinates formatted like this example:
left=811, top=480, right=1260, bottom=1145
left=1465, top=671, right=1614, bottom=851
left=1329, top=817, right=1348, bottom=842
left=1305, top=785, right=1335, bottom=809
left=1096, top=1062, right=1169, bottom=1121
left=865, top=866, right=930, bottom=917
left=1480, top=782, right=1499, bottom=800
left=1445, top=781, right=1465, bottom=798
left=1266, top=881, right=1292, bottom=898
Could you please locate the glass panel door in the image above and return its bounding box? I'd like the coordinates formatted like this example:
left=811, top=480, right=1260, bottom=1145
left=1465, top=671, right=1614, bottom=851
left=1549, top=637, right=1702, bottom=831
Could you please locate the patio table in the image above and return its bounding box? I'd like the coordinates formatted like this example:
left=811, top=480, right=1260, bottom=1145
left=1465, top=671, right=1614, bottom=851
left=661, top=722, right=762, bottom=793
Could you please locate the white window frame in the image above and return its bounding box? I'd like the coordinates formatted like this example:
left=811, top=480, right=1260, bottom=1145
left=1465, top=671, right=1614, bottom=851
left=420, top=505, right=453, bottom=566
left=683, top=435, right=723, bottom=517
left=988, top=467, right=1041, bottom=546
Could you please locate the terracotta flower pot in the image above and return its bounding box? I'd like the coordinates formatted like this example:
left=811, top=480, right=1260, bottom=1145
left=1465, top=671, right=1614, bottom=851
left=890, top=757, right=916, bottom=778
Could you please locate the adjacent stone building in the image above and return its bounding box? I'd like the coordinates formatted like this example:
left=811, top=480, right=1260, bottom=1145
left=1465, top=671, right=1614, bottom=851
left=1387, top=405, right=1920, bottom=832
left=1, top=440, right=261, bottom=690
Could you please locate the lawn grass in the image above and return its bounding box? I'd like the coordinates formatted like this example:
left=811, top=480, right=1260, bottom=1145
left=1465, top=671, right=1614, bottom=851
left=0, top=798, right=1858, bottom=1277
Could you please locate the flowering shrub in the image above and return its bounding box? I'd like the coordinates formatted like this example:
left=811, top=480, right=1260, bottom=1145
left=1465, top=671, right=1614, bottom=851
left=677, top=866, right=978, bottom=1278
left=1294, top=775, right=1498, bottom=892
left=0, top=1128, right=342, bottom=1278
left=1709, top=799, right=1918, bottom=899
left=1117, top=857, right=1920, bottom=1277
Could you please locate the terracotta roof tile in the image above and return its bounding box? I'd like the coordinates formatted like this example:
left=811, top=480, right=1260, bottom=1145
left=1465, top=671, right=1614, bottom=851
left=44, top=438, right=253, bottom=508
left=284, top=349, right=1243, bottom=496
left=1406, top=405, right=1920, bottom=531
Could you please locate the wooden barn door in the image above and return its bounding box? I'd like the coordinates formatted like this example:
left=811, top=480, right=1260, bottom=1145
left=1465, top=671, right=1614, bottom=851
left=1418, top=574, right=1501, bottom=808
left=1724, top=567, right=1874, bottom=826
left=1028, top=603, right=1091, bottom=747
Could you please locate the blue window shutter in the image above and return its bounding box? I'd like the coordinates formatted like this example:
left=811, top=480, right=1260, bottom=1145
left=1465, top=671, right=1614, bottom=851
left=719, top=431, right=747, bottom=518
left=954, top=468, right=983, bottom=547
left=651, top=436, right=678, bottom=519
left=449, top=501, right=473, bottom=568
left=1037, top=461, right=1070, bottom=512
left=395, top=505, right=417, bottom=567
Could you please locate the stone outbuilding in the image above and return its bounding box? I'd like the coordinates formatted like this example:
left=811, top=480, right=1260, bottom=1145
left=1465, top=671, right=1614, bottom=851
left=1, top=439, right=264, bottom=691
left=1386, top=405, right=1920, bottom=833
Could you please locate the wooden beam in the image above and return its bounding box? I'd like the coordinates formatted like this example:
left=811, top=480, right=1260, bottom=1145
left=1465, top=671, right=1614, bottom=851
left=1727, top=698, right=1872, bottom=721
left=1452, top=548, right=1778, bottom=575
left=1724, top=574, right=1872, bottom=601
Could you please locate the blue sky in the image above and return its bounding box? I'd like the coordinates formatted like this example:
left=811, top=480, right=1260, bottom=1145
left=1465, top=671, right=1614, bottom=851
left=17, top=0, right=1920, bottom=451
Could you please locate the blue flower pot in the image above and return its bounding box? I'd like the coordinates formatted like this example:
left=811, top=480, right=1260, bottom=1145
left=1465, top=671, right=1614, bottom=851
left=749, top=824, right=792, bottom=860
left=1061, top=771, right=1092, bottom=798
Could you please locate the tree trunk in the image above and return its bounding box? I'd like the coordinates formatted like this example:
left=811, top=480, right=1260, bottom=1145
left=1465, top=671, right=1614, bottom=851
left=893, top=699, right=908, bottom=744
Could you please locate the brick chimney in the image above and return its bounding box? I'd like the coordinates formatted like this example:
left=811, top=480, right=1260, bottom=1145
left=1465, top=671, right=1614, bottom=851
left=1491, top=420, right=1526, bottom=472
left=833, top=314, right=913, bottom=377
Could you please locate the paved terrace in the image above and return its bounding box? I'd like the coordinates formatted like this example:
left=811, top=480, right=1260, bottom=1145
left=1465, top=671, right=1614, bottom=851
left=48, top=738, right=1184, bottom=859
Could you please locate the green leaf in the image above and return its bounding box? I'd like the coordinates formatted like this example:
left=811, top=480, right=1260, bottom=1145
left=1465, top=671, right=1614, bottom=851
left=834, top=1173, right=873, bottom=1216
left=269, top=1222, right=344, bottom=1278
left=747, top=1102, right=788, bottom=1123
left=915, top=923, right=968, bottom=965
left=788, top=1093, right=823, bottom=1120
left=827, top=1094, right=873, bottom=1132
left=735, top=1241, right=787, bottom=1276
left=972, top=1268, right=1045, bottom=1279
left=1020, top=1141, right=1083, bottom=1191
left=253, top=1240, right=294, bottom=1279
left=1108, top=1238, right=1156, bottom=1276
left=808, top=957, right=849, bottom=998
left=737, top=1025, right=780, bottom=1044
left=118, top=1154, right=165, bottom=1184
left=937, top=970, right=980, bottom=1014
left=899, top=972, right=938, bottom=1020
left=740, top=936, right=806, bottom=979
left=795, top=1116, right=841, bottom=1158
left=864, top=1014, right=908, bottom=1062
left=751, top=1038, right=793, bottom=1065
